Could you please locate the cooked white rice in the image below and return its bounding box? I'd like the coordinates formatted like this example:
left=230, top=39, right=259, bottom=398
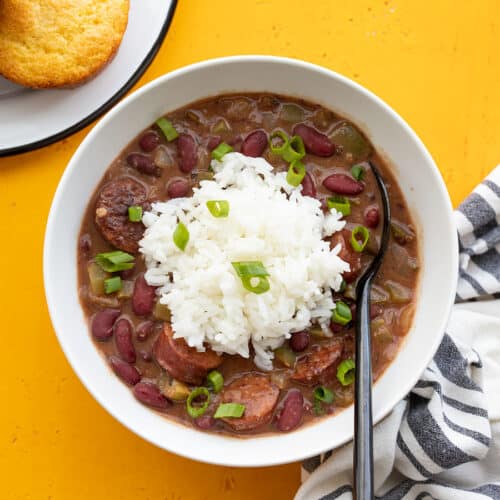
left=140, top=153, right=349, bottom=370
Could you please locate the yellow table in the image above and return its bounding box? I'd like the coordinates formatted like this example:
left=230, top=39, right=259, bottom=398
left=1, top=1, right=499, bottom=498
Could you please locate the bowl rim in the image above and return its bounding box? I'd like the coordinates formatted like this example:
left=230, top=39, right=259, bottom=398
left=43, top=55, right=458, bottom=467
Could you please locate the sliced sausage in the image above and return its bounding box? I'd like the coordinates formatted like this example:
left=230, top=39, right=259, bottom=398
left=330, top=230, right=362, bottom=283
left=292, top=340, right=344, bottom=385
left=154, top=324, right=222, bottom=385
left=94, top=177, right=148, bottom=253
left=219, top=373, right=279, bottom=431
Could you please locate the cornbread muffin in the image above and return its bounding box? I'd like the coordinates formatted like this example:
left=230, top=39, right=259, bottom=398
left=0, top=0, right=129, bottom=88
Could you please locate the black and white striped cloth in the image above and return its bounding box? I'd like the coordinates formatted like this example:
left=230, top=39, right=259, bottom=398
left=296, top=166, right=500, bottom=500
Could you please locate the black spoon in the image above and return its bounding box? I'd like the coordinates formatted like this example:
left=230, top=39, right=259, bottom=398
left=353, top=161, right=391, bottom=500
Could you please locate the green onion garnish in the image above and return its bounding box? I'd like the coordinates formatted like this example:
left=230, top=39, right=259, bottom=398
left=241, top=276, right=270, bottom=294
left=211, top=142, right=233, bottom=161
left=231, top=261, right=269, bottom=277
left=337, top=359, right=355, bottom=386
left=95, top=251, right=134, bottom=273
left=350, top=225, right=370, bottom=252
left=282, top=135, right=306, bottom=163
left=232, top=261, right=271, bottom=294
left=351, top=165, right=365, bottom=181
left=313, top=399, right=325, bottom=416
left=313, top=386, right=334, bottom=404
left=327, top=195, right=351, bottom=216
left=331, top=300, right=352, bottom=326
left=173, top=222, right=189, bottom=251
left=286, top=159, right=306, bottom=187
left=104, top=276, right=122, bottom=294
left=206, top=370, right=224, bottom=393
left=186, top=387, right=210, bottom=418
left=206, top=200, right=230, bottom=218
left=214, top=403, right=246, bottom=419
left=128, top=205, right=143, bottom=222
left=269, top=130, right=289, bottom=155
left=156, top=117, right=179, bottom=141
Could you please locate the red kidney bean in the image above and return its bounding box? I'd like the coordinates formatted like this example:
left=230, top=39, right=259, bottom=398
left=139, top=131, right=160, bottom=152
left=91, top=309, right=120, bottom=341
left=330, top=321, right=344, bottom=333
left=109, top=356, right=141, bottom=385
left=195, top=415, right=216, bottom=430
left=293, top=124, right=336, bottom=157
left=114, top=318, right=136, bottom=363
left=133, top=382, right=170, bottom=409
left=323, top=174, right=364, bottom=195
left=365, top=206, right=380, bottom=228
left=276, top=389, right=304, bottom=432
left=241, top=130, right=268, bottom=157
left=132, top=274, right=156, bottom=316
left=207, top=135, right=222, bottom=151
left=301, top=172, right=317, bottom=198
left=177, top=133, right=197, bottom=173
left=290, top=331, right=310, bottom=352
left=127, top=153, right=161, bottom=177
left=120, top=267, right=135, bottom=280
left=136, top=320, right=154, bottom=341
left=167, top=178, right=190, bottom=199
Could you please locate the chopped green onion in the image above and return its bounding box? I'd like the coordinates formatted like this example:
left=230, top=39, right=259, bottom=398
left=282, top=135, right=306, bottom=163
left=206, top=370, right=224, bottom=393
left=156, top=117, right=179, bottom=141
left=206, top=200, right=230, bottom=218
left=351, top=165, right=365, bottom=181
left=313, top=386, right=334, bottom=404
left=173, top=222, right=189, bottom=251
left=331, top=300, right=352, bottom=326
left=350, top=225, right=370, bottom=252
left=231, top=261, right=269, bottom=277
left=313, top=399, right=325, bottom=416
left=95, top=251, right=134, bottom=273
left=186, top=387, right=210, bottom=418
left=214, top=402, right=246, bottom=419
left=104, top=276, right=122, bottom=294
left=327, top=195, right=351, bottom=216
left=128, top=205, right=143, bottom=222
left=232, top=261, right=270, bottom=294
left=286, top=159, right=306, bottom=187
left=337, top=359, right=355, bottom=386
left=269, top=130, right=289, bottom=155
left=241, top=276, right=270, bottom=294
left=211, top=142, right=233, bottom=161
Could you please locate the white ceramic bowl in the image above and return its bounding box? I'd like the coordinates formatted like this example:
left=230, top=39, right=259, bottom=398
left=44, top=56, right=458, bottom=467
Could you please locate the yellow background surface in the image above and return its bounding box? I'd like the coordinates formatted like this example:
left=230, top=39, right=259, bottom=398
left=1, top=1, right=499, bottom=498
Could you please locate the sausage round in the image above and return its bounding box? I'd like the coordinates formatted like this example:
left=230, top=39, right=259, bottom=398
left=219, top=373, right=279, bottom=431
left=153, top=324, right=222, bottom=385
left=292, top=340, right=344, bottom=385
left=94, top=177, right=148, bottom=253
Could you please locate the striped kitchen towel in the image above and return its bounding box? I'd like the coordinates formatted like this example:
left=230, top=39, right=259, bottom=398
left=296, top=165, right=500, bottom=500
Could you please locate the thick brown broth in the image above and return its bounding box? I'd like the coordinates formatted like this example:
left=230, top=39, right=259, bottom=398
left=77, top=93, right=419, bottom=436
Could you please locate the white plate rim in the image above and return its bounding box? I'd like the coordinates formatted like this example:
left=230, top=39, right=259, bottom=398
left=0, top=0, right=178, bottom=158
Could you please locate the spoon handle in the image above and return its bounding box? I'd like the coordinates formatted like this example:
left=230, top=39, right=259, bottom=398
left=354, top=277, right=374, bottom=500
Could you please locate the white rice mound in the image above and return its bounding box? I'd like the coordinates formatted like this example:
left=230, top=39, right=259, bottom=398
left=140, top=153, right=349, bottom=370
